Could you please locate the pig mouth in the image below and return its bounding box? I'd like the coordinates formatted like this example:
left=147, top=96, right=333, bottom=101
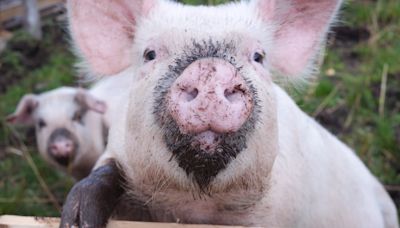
left=52, top=154, right=74, bottom=167
left=192, top=131, right=221, bottom=152
left=161, top=116, right=252, bottom=190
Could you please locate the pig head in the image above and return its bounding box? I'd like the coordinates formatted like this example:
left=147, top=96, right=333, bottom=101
left=61, top=0, right=398, bottom=227
left=66, top=0, right=337, bottom=188
left=7, top=87, right=107, bottom=180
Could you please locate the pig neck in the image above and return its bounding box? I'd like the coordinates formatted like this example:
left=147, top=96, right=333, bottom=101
left=263, top=84, right=371, bottom=226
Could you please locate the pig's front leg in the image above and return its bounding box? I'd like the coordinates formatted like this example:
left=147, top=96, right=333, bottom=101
left=60, top=159, right=124, bottom=228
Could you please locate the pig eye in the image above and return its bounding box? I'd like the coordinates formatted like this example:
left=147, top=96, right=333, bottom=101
left=72, top=111, right=84, bottom=125
left=38, top=119, right=46, bottom=129
left=253, top=51, right=265, bottom=64
left=144, top=49, right=156, bottom=62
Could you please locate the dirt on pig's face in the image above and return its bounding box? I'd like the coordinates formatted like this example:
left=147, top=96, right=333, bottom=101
left=123, top=34, right=276, bottom=194
left=152, top=40, right=261, bottom=190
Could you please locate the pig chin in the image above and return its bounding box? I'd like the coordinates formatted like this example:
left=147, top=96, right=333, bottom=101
left=159, top=114, right=254, bottom=190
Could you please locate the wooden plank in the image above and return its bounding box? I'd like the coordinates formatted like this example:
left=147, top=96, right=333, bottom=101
left=0, top=215, right=246, bottom=228
left=0, top=0, right=64, bottom=23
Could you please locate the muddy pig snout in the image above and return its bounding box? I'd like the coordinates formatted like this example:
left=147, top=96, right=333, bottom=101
left=47, top=128, right=78, bottom=166
left=168, top=58, right=253, bottom=134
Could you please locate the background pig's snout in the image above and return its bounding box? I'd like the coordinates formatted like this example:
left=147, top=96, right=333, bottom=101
left=47, top=128, right=77, bottom=167
left=168, top=58, right=253, bottom=134
left=49, top=140, right=74, bottom=156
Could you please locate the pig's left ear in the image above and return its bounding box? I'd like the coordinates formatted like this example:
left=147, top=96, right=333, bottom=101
left=67, top=0, right=157, bottom=76
left=254, top=0, right=342, bottom=80
left=75, top=89, right=107, bottom=114
left=6, top=94, right=39, bottom=125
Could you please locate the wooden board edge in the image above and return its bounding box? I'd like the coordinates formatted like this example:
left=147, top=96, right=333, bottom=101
left=0, top=215, right=249, bottom=228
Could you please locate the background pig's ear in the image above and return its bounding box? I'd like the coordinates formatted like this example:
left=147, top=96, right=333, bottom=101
left=254, top=0, right=342, bottom=80
left=67, top=0, right=157, bottom=76
left=75, top=89, right=107, bottom=114
left=6, top=94, right=39, bottom=125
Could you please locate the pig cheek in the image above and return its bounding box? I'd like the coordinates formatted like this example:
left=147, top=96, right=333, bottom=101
left=36, top=129, right=52, bottom=162
left=138, top=63, right=156, bottom=80
left=247, top=61, right=272, bottom=83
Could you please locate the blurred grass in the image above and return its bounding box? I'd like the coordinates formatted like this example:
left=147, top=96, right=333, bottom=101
left=295, top=0, right=400, bottom=187
left=0, top=0, right=399, bottom=217
left=0, top=20, right=76, bottom=216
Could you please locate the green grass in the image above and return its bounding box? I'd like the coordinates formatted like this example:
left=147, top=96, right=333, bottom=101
left=0, top=0, right=399, bottom=217
left=295, top=0, right=400, bottom=186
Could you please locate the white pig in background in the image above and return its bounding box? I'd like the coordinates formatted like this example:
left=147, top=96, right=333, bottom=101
left=7, top=87, right=106, bottom=179
left=7, top=73, right=131, bottom=180
left=61, top=0, right=399, bottom=227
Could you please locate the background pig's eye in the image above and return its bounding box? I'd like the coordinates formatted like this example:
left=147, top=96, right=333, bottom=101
left=253, top=52, right=265, bottom=64
left=72, top=111, right=84, bottom=125
left=38, top=119, right=46, bottom=129
left=144, top=49, right=157, bottom=62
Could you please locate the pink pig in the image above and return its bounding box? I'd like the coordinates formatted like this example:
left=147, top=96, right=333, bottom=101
left=7, top=73, right=130, bottom=180
left=60, top=0, right=398, bottom=227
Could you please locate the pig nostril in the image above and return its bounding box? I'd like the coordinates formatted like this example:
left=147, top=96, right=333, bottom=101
left=183, top=88, right=199, bottom=102
left=224, top=89, right=236, bottom=102
left=224, top=85, right=245, bottom=103
left=190, top=88, right=199, bottom=100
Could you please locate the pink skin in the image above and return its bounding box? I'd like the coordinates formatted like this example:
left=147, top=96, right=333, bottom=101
left=257, top=0, right=340, bottom=77
left=68, top=0, right=156, bottom=75
left=168, top=58, right=253, bottom=139
left=49, top=139, right=75, bottom=157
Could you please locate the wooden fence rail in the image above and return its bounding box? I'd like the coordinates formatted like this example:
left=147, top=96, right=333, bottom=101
left=0, top=215, right=247, bottom=228
left=0, top=0, right=64, bottom=28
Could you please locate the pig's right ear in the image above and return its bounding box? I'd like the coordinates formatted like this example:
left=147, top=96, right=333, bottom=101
left=6, top=94, right=38, bottom=125
left=67, top=0, right=158, bottom=76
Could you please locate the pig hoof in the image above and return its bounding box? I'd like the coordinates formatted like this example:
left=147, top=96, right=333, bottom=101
left=60, top=160, right=124, bottom=228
